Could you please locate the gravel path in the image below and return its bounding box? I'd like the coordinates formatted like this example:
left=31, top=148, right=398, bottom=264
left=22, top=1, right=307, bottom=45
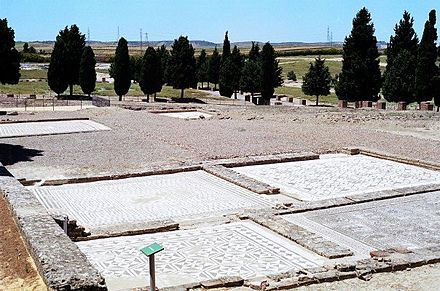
left=1, top=105, right=439, bottom=180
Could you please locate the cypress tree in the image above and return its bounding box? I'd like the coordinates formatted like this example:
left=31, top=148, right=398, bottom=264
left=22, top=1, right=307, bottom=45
left=383, top=50, right=416, bottom=104
left=196, top=49, right=208, bottom=88
left=383, top=11, right=418, bottom=103
left=240, top=60, right=261, bottom=98
left=57, top=25, right=86, bottom=96
left=302, top=57, right=332, bottom=106
left=168, top=36, right=196, bottom=98
left=335, top=7, right=381, bottom=102
left=415, top=9, right=438, bottom=104
left=248, top=42, right=260, bottom=61
left=140, top=47, right=161, bottom=101
left=230, top=45, right=243, bottom=99
left=111, top=37, right=131, bottom=101
left=79, top=46, right=96, bottom=97
left=219, top=32, right=234, bottom=97
left=208, top=46, right=221, bottom=90
left=0, top=18, right=20, bottom=84
left=386, top=11, right=418, bottom=68
left=157, top=45, right=169, bottom=86
left=48, top=40, right=68, bottom=95
left=130, top=56, right=142, bottom=83
left=221, top=31, right=231, bottom=62
left=219, top=58, right=234, bottom=97
left=260, top=42, right=283, bottom=104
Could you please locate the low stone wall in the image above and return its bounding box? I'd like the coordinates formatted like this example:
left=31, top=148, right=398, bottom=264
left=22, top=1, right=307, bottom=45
left=0, top=164, right=107, bottom=290
left=157, top=245, right=440, bottom=291
left=203, top=164, right=279, bottom=194
left=92, top=96, right=110, bottom=107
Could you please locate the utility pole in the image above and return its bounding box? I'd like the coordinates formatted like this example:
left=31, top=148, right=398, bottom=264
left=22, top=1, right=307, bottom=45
left=145, top=32, right=149, bottom=46
left=140, top=28, right=143, bottom=51
left=117, top=26, right=120, bottom=42
left=87, top=27, right=90, bottom=45
left=327, top=26, right=330, bottom=44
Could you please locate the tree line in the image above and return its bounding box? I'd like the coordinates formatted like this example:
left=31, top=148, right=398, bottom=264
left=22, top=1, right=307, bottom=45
left=289, top=8, right=440, bottom=109
left=1, top=9, right=439, bottom=109
left=336, top=8, right=440, bottom=107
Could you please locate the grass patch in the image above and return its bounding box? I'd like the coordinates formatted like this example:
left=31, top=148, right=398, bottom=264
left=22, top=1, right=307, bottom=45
left=275, top=86, right=339, bottom=105
left=278, top=57, right=342, bottom=79
left=1, top=81, right=211, bottom=100
left=20, top=69, right=48, bottom=79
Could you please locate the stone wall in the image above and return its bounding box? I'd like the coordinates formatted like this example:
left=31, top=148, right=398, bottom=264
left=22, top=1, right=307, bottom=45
left=0, top=163, right=107, bottom=290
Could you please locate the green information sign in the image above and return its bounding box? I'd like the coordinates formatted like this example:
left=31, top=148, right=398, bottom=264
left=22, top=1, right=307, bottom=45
left=141, top=242, right=164, bottom=257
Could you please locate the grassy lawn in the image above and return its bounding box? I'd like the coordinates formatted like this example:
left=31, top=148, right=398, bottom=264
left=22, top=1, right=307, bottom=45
left=0, top=81, right=211, bottom=99
left=278, top=54, right=387, bottom=79
left=278, top=57, right=342, bottom=79
left=20, top=69, right=48, bottom=79
left=275, top=86, right=339, bottom=105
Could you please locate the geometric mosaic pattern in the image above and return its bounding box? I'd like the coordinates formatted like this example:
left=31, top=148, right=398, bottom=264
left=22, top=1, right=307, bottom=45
left=30, top=171, right=274, bottom=232
left=77, top=222, right=326, bottom=287
left=233, top=155, right=440, bottom=201
left=0, top=119, right=110, bottom=138
left=283, top=191, right=440, bottom=250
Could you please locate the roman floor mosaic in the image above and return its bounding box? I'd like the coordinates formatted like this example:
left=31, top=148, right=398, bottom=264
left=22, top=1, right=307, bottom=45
left=0, top=119, right=110, bottom=138
left=232, top=154, right=440, bottom=201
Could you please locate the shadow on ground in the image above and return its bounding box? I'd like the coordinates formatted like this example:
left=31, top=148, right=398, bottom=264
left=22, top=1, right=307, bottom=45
left=0, top=143, right=44, bottom=166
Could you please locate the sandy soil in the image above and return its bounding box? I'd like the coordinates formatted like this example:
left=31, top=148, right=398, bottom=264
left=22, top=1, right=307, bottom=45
left=1, top=105, right=439, bottom=180
left=0, top=195, right=46, bottom=291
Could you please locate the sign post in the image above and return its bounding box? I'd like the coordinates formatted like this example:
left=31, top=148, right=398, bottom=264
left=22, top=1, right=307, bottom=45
left=140, top=242, right=164, bottom=291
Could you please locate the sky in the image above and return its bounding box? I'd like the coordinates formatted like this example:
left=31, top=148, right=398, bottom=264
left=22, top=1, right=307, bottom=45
left=1, top=0, right=439, bottom=43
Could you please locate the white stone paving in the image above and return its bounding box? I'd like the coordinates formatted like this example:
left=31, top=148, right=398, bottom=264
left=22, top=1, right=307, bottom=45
left=0, top=119, right=110, bottom=138
left=158, top=111, right=212, bottom=119
left=283, top=191, right=440, bottom=251
left=232, top=155, right=440, bottom=201
left=77, top=221, right=327, bottom=289
left=30, top=171, right=276, bottom=232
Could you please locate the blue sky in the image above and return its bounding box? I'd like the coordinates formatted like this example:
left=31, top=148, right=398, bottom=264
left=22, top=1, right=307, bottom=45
left=1, top=0, right=439, bottom=43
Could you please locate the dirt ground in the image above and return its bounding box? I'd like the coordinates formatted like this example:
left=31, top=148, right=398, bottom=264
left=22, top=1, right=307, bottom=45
left=0, top=194, right=46, bottom=291
left=297, top=263, right=440, bottom=291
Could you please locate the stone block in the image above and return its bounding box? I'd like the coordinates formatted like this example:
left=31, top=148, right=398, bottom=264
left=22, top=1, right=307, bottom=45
left=397, top=101, right=407, bottom=111
left=376, top=101, right=386, bottom=109
left=362, top=101, right=372, bottom=107
left=421, top=102, right=434, bottom=111
left=201, top=276, right=244, bottom=288
left=338, top=100, right=347, bottom=108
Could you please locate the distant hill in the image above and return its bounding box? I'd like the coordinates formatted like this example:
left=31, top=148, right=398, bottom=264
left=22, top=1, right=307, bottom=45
left=25, top=40, right=348, bottom=49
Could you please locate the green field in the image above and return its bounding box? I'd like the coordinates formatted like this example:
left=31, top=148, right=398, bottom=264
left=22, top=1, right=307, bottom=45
left=0, top=81, right=211, bottom=99
left=275, top=86, right=339, bottom=105
left=278, top=55, right=387, bottom=80
left=278, top=56, right=342, bottom=79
